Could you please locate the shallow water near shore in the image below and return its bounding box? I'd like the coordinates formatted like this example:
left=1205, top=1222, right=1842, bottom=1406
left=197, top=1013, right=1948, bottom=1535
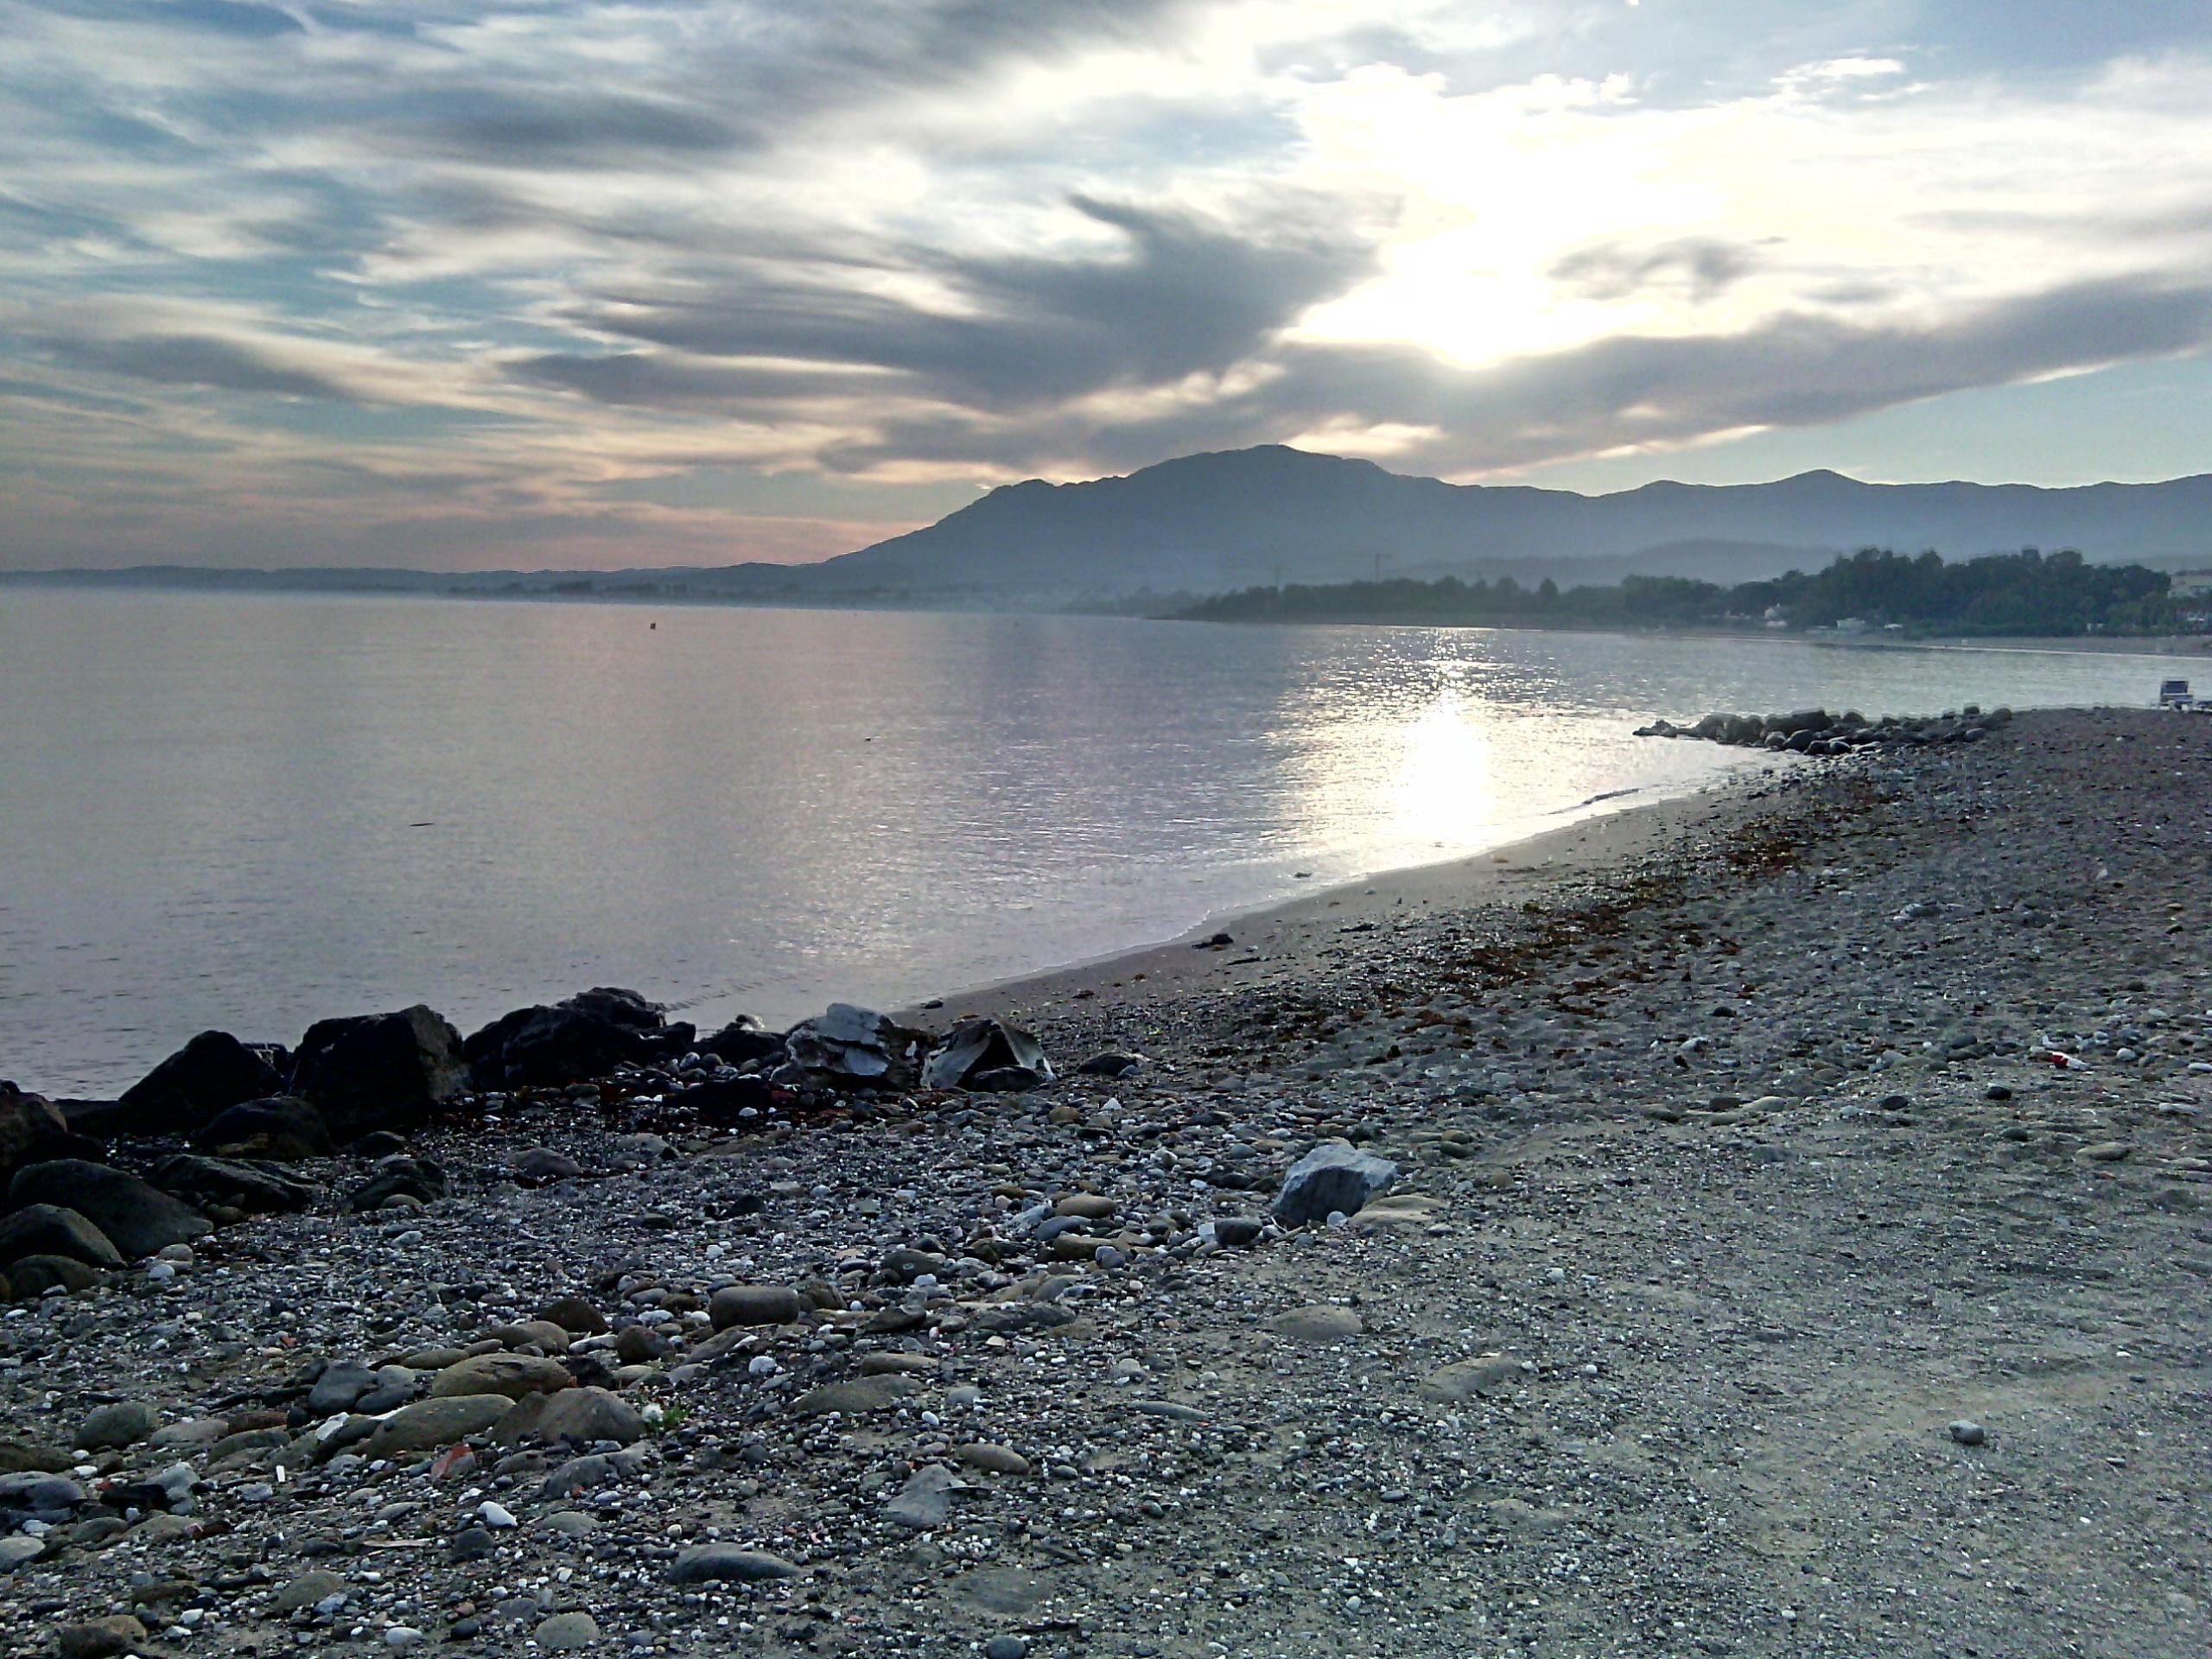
left=0, top=589, right=2181, bottom=1093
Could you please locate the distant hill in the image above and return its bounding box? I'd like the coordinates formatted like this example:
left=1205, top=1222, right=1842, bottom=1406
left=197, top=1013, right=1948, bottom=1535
left=12, top=446, right=2212, bottom=608
left=690, top=446, right=2212, bottom=605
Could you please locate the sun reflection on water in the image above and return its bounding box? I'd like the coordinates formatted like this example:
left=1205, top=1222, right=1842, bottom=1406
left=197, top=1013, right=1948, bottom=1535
left=1388, top=686, right=1499, bottom=847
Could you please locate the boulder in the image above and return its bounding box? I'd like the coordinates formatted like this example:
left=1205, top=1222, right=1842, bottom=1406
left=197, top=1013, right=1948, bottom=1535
left=75, top=1401, right=158, bottom=1450
left=307, top=1361, right=382, bottom=1415
left=346, top=1155, right=447, bottom=1211
left=118, top=1032, right=284, bottom=1134
left=541, top=1449, right=645, bottom=1497
left=0, top=1084, right=71, bottom=1186
left=791, top=1375, right=920, bottom=1417
left=884, top=1462, right=963, bottom=1529
left=920, top=1019, right=1055, bottom=1092
left=697, top=1016, right=786, bottom=1066
left=289, top=1005, right=467, bottom=1138
left=0, top=1471, right=86, bottom=1524
left=357, top=1395, right=513, bottom=1460
left=709, top=1285, right=806, bottom=1329
left=463, top=988, right=666, bottom=1090
left=7, top=1255, right=105, bottom=1296
left=429, top=1352, right=574, bottom=1401
left=55, top=1615, right=150, bottom=1659
left=0, top=1205, right=123, bottom=1269
left=512, top=1147, right=585, bottom=1183
left=785, top=1004, right=922, bottom=1090
left=537, top=1296, right=607, bottom=1335
left=0, top=1438, right=71, bottom=1474
left=668, top=1545, right=799, bottom=1585
left=562, top=986, right=664, bottom=1032
left=7, top=1160, right=212, bottom=1257
left=1272, top=1142, right=1399, bottom=1227
left=1076, top=1051, right=1143, bottom=1078
left=148, top=1153, right=319, bottom=1215
left=194, top=1096, right=332, bottom=1160
left=497, top=1386, right=643, bottom=1447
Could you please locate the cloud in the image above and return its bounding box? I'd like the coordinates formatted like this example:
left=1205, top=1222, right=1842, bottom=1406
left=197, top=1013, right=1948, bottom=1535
left=4, top=0, right=2212, bottom=568
left=560, top=194, right=1382, bottom=411
left=1185, top=273, right=2212, bottom=474
left=1548, top=236, right=1763, bottom=303
left=41, top=333, right=365, bottom=401
left=510, top=351, right=893, bottom=408
left=374, top=88, right=760, bottom=168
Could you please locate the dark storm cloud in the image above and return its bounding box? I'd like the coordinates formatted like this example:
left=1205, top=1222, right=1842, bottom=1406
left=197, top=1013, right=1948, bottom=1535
left=564, top=195, right=1379, bottom=410
left=1549, top=237, right=1763, bottom=304
left=41, top=334, right=364, bottom=401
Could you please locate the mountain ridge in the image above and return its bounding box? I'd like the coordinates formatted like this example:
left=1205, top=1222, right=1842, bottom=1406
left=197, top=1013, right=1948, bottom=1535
left=10, top=446, right=2211, bottom=605
left=746, top=445, right=2212, bottom=601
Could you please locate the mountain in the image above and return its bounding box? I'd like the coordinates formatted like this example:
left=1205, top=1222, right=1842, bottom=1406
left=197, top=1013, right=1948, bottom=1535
left=11, top=447, right=2212, bottom=607
left=706, top=447, right=2212, bottom=605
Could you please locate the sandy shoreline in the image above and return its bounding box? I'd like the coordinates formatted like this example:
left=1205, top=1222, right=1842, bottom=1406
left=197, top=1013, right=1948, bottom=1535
left=899, top=765, right=1777, bottom=1030
left=4, top=708, right=2209, bottom=1658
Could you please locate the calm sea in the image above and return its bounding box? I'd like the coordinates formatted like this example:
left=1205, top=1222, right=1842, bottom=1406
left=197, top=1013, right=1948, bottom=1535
left=0, top=590, right=2178, bottom=1094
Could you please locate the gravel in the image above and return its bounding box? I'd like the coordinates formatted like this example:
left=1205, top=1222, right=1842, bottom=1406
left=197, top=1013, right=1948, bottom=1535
left=2, top=708, right=2208, bottom=1657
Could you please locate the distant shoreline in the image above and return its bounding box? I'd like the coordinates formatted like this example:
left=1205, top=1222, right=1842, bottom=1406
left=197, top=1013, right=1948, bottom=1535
left=9, top=578, right=2209, bottom=657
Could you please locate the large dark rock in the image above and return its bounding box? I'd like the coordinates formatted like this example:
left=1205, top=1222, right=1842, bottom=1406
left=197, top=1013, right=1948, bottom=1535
left=289, top=1006, right=468, bottom=1138
left=463, top=988, right=667, bottom=1090
left=7, top=1255, right=105, bottom=1297
left=6, top=1160, right=212, bottom=1258
left=149, top=1154, right=320, bottom=1215
left=0, top=1085, right=71, bottom=1187
left=118, top=1032, right=283, bottom=1135
left=347, top=1155, right=447, bottom=1211
left=1272, top=1142, right=1399, bottom=1227
left=697, top=1016, right=786, bottom=1066
left=194, top=1096, right=332, bottom=1161
left=0, top=1205, right=124, bottom=1270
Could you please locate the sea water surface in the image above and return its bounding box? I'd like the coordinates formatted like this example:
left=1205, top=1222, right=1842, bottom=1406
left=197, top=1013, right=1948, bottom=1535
left=0, top=590, right=2179, bottom=1093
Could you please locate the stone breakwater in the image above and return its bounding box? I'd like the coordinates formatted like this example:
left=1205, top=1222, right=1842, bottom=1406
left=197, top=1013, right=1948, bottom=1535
left=1636, top=704, right=2012, bottom=753
left=2, top=707, right=2210, bottom=1659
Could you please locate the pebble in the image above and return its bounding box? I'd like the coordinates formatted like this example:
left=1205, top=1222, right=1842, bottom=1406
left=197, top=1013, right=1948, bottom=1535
left=1949, top=1420, right=1987, bottom=1446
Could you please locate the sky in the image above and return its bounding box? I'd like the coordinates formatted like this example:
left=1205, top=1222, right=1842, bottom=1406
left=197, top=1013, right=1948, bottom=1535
left=5, top=1, right=2212, bottom=571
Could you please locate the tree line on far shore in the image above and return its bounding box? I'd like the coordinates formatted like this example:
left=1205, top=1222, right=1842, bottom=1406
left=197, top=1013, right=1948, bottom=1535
left=1173, top=547, right=2192, bottom=637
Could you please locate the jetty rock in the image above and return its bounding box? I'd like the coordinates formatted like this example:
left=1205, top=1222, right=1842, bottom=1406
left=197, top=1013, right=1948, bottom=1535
left=785, top=1004, right=925, bottom=1090
left=1635, top=705, right=2012, bottom=755
left=116, top=1031, right=285, bottom=1135
left=289, top=1005, right=468, bottom=1138
left=920, top=1017, right=1055, bottom=1092
left=463, top=987, right=671, bottom=1090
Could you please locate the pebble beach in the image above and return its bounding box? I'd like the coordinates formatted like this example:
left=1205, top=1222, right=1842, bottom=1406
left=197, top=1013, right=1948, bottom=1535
left=3, top=705, right=2209, bottom=1659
